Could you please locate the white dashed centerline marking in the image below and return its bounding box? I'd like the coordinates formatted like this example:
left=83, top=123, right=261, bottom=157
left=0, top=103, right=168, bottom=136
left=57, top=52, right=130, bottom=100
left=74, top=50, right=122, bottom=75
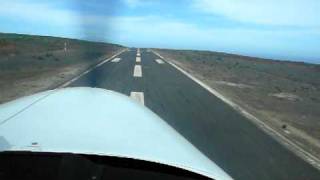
left=155, top=59, right=164, bottom=64
left=111, top=57, right=121, bottom=62
left=136, top=57, right=141, bottom=63
left=130, top=92, right=144, bottom=105
left=133, top=65, right=142, bottom=77
left=137, top=48, right=141, bottom=56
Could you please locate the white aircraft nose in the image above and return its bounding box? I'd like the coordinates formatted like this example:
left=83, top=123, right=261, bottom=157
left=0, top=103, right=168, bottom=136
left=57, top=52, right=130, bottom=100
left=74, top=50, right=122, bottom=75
left=0, top=87, right=233, bottom=180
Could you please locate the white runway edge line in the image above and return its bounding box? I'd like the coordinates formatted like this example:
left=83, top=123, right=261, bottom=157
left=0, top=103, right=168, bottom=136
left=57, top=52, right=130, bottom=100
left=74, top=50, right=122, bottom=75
left=133, top=65, right=142, bottom=77
left=57, top=49, right=128, bottom=88
left=130, top=92, right=145, bottom=105
left=111, top=57, right=121, bottom=63
left=155, top=59, right=164, bottom=64
left=151, top=50, right=320, bottom=171
left=136, top=57, right=141, bottom=63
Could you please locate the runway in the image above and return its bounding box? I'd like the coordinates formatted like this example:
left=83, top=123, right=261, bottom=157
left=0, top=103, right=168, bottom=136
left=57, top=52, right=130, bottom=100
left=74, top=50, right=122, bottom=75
left=66, top=48, right=320, bottom=180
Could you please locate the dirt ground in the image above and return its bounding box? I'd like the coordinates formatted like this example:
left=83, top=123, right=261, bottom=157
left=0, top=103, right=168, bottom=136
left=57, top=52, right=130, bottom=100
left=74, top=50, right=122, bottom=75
left=153, top=48, right=320, bottom=164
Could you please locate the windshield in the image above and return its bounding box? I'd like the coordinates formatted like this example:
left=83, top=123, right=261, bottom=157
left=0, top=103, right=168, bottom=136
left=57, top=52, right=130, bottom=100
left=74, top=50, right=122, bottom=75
left=0, top=1, right=319, bottom=180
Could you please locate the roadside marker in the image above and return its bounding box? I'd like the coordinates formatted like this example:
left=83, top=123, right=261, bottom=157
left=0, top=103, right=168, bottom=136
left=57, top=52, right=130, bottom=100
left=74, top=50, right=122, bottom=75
left=133, top=65, right=142, bottom=77
left=130, top=92, right=144, bottom=105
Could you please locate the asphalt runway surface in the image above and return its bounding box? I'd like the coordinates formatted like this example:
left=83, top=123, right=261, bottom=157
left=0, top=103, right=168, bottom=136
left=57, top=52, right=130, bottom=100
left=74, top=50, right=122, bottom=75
left=68, top=48, right=320, bottom=180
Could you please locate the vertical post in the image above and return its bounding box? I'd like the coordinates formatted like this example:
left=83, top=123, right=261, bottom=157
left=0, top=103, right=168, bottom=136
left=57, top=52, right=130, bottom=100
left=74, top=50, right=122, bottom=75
left=64, top=42, right=67, bottom=58
left=64, top=42, right=67, bottom=52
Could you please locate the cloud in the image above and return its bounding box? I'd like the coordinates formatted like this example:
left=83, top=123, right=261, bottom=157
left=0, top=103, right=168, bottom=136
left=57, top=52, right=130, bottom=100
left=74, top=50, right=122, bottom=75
left=193, top=0, right=320, bottom=27
left=0, top=1, right=80, bottom=26
left=107, top=15, right=320, bottom=62
left=0, top=1, right=119, bottom=41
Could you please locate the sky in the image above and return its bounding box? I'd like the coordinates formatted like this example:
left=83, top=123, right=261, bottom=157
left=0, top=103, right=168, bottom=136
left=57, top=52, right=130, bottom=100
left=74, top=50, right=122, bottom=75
left=0, top=0, right=319, bottom=63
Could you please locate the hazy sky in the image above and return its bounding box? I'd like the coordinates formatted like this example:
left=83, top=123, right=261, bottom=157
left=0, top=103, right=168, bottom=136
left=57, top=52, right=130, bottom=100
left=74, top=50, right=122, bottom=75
left=0, top=0, right=319, bottom=63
